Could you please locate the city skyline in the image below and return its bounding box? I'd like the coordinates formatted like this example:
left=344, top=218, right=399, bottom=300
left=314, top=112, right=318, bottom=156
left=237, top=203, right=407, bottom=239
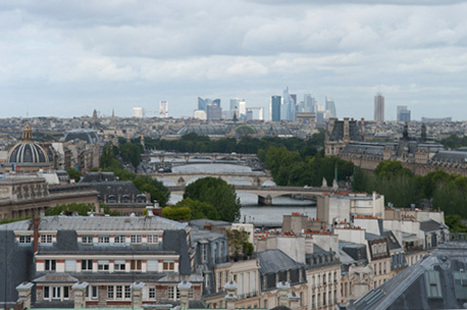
left=1, top=1, right=467, bottom=120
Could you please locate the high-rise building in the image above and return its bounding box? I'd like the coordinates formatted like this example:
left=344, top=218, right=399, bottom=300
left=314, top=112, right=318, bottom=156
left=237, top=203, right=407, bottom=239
left=212, top=99, right=221, bottom=107
left=269, top=96, right=281, bottom=122
left=325, top=97, right=337, bottom=118
left=281, top=87, right=295, bottom=121
left=304, top=94, right=316, bottom=113
left=374, top=93, right=385, bottom=122
left=133, top=107, right=144, bottom=118
left=159, top=101, right=168, bottom=118
left=238, top=99, right=246, bottom=119
left=198, top=97, right=207, bottom=111
left=206, top=104, right=222, bottom=120
left=397, top=106, right=411, bottom=122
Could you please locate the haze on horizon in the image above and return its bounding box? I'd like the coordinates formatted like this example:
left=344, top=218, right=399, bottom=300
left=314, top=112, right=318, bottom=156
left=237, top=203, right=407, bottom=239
left=1, top=0, right=467, bottom=121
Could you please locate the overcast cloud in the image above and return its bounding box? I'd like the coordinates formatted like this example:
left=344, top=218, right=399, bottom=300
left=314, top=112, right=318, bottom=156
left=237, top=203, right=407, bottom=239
left=1, top=0, right=467, bottom=120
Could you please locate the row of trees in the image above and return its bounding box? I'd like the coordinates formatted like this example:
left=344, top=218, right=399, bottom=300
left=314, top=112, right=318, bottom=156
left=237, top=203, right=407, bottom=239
left=352, top=161, right=467, bottom=218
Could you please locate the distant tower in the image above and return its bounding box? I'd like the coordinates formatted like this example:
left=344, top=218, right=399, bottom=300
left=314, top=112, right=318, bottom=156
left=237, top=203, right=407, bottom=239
left=160, top=101, right=168, bottom=118
left=325, top=97, right=337, bottom=118
left=374, top=93, right=385, bottom=122
left=397, top=105, right=411, bottom=122
left=269, top=96, right=281, bottom=122
left=133, top=107, right=144, bottom=118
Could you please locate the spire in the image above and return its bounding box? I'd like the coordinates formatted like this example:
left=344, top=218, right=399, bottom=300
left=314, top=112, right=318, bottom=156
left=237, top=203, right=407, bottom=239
left=22, top=122, right=33, bottom=141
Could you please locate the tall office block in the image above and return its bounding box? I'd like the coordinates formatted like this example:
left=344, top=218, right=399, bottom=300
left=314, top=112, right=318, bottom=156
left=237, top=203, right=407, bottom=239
left=212, top=99, right=221, bottom=107
left=304, top=94, right=315, bottom=113
left=325, top=97, right=337, bottom=118
left=374, top=93, right=385, bottom=122
left=397, top=105, right=411, bottom=122
left=198, top=97, right=207, bottom=111
left=133, top=107, right=144, bottom=118
left=269, top=95, right=281, bottom=122
left=160, top=101, right=168, bottom=118
left=207, top=104, right=222, bottom=120
left=281, top=87, right=295, bottom=121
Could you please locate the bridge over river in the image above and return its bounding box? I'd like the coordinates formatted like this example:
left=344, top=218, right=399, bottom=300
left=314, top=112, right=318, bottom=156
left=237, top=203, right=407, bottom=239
left=167, top=185, right=334, bottom=205
left=152, top=171, right=274, bottom=187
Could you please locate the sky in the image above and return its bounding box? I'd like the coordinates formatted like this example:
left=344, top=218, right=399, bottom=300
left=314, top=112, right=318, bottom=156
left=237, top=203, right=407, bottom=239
left=1, top=0, right=467, bottom=121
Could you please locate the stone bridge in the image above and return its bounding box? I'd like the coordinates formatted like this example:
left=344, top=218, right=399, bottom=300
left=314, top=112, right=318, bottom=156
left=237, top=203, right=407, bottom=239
left=167, top=185, right=333, bottom=205
left=146, top=151, right=259, bottom=163
left=153, top=172, right=273, bottom=187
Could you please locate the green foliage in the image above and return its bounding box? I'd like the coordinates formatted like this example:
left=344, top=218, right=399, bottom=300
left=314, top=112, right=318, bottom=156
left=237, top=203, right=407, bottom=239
left=184, top=177, right=241, bottom=222
left=438, top=134, right=467, bottom=149
left=67, top=168, right=81, bottom=182
left=0, top=216, right=30, bottom=224
left=444, top=215, right=467, bottom=233
left=119, top=142, right=143, bottom=170
left=374, top=160, right=414, bottom=178
left=226, top=229, right=253, bottom=256
left=133, top=175, right=170, bottom=207
left=45, top=203, right=96, bottom=216
left=162, top=206, right=191, bottom=221
left=174, top=198, right=220, bottom=220
left=99, top=144, right=123, bottom=170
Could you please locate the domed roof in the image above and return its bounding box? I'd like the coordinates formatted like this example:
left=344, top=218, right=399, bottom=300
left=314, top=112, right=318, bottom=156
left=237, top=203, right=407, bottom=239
left=7, top=122, right=49, bottom=164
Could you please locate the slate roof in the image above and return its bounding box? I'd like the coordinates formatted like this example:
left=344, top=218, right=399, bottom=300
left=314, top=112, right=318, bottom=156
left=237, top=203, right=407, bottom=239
left=420, top=220, right=446, bottom=232
left=80, top=172, right=117, bottom=183
left=350, top=242, right=467, bottom=310
left=2, top=215, right=187, bottom=231
left=257, top=249, right=305, bottom=275
left=432, top=150, right=467, bottom=163
left=89, top=181, right=142, bottom=196
left=189, top=219, right=231, bottom=229
left=383, top=230, right=403, bottom=251
left=190, top=228, right=226, bottom=243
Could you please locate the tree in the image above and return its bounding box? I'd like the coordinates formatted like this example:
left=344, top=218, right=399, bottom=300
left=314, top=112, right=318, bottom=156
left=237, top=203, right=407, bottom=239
left=67, top=168, right=81, bottom=182
left=99, top=144, right=123, bottom=170
left=175, top=198, right=220, bottom=220
left=184, top=177, right=241, bottom=222
left=120, top=142, right=142, bottom=170
left=162, top=206, right=191, bottom=221
left=226, top=229, right=254, bottom=257
left=46, top=203, right=97, bottom=216
left=133, top=175, right=170, bottom=207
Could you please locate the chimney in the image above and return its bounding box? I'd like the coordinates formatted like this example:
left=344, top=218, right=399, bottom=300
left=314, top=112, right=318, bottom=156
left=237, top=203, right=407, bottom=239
left=33, top=217, right=40, bottom=254
left=72, top=282, right=88, bottom=309
left=146, top=205, right=154, bottom=217
left=277, top=281, right=291, bottom=307
left=178, top=281, right=192, bottom=309
left=16, top=282, right=34, bottom=310
left=224, top=281, right=238, bottom=310
left=130, top=282, right=145, bottom=309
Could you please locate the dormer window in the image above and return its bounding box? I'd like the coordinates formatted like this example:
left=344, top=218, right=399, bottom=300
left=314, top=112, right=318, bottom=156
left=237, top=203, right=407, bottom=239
left=41, top=234, right=53, bottom=243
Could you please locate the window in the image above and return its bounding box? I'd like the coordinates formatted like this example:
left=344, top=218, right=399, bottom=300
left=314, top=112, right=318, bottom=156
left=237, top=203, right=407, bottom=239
left=89, top=286, right=98, bottom=299
left=52, top=286, right=61, bottom=300
left=115, top=235, right=126, bottom=243
left=82, top=235, right=93, bottom=244
left=19, top=235, right=31, bottom=243
left=107, top=286, right=114, bottom=299
left=98, top=260, right=109, bottom=271
left=81, top=259, right=93, bottom=271
left=163, top=261, right=175, bottom=271
left=64, top=286, right=69, bottom=299
left=149, top=286, right=156, bottom=299
left=116, top=286, right=123, bottom=299
left=131, top=235, right=142, bottom=244
left=168, top=286, right=175, bottom=299
left=44, top=286, right=50, bottom=299
left=147, top=235, right=159, bottom=244
left=41, top=234, right=52, bottom=243
left=130, top=260, right=142, bottom=271
left=45, top=260, right=56, bottom=271
left=125, top=286, right=131, bottom=299
left=114, top=260, right=126, bottom=271
left=188, top=288, right=194, bottom=299
left=98, top=235, right=110, bottom=243
left=202, top=244, right=208, bottom=262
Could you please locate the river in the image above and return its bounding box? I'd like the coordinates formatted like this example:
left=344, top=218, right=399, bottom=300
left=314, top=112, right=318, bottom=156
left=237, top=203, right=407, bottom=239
left=156, top=162, right=317, bottom=226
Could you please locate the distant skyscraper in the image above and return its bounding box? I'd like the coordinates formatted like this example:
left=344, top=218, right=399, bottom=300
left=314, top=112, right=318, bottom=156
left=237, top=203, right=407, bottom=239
left=397, top=105, right=411, bottom=122
left=212, top=99, right=221, bottom=107
left=159, top=101, right=168, bottom=118
left=325, top=97, right=337, bottom=118
left=269, top=95, right=281, bottom=121
left=374, top=93, right=385, bottom=122
left=281, top=86, right=295, bottom=121
left=133, top=107, right=144, bottom=118
left=198, top=97, right=207, bottom=111
left=304, top=94, right=316, bottom=113
left=230, top=98, right=240, bottom=111
left=206, top=104, right=222, bottom=120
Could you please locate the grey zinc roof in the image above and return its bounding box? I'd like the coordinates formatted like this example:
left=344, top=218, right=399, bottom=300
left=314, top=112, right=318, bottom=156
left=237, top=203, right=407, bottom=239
left=89, top=181, right=142, bottom=196
left=383, top=230, right=403, bottom=251
left=351, top=242, right=467, bottom=310
left=257, top=249, right=305, bottom=275
left=80, top=172, right=117, bottom=183
left=190, top=228, right=226, bottom=243
left=420, top=220, right=446, bottom=232
left=1, top=215, right=187, bottom=231
left=189, top=219, right=231, bottom=228
left=432, top=150, right=467, bottom=163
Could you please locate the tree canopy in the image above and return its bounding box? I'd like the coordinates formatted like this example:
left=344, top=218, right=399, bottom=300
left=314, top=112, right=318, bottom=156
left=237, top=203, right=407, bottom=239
left=184, top=177, right=241, bottom=222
